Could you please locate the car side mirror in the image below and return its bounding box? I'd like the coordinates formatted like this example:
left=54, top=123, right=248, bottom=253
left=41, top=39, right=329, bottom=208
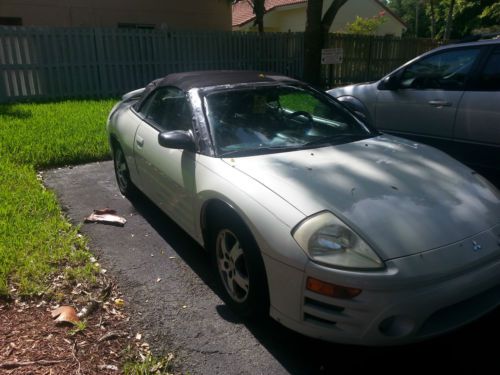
left=378, top=75, right=400, bottom=90
left=158, top=130, right=195, bottom=151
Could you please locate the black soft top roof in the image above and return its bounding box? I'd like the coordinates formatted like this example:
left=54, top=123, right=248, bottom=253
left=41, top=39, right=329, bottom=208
left=144, top=70, right=299, bottom=92
left=134, top=71, right=301, bottom=111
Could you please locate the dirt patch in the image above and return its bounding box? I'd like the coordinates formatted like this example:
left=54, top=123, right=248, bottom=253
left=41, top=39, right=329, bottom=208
left=0, top=298, right=130, bottom=374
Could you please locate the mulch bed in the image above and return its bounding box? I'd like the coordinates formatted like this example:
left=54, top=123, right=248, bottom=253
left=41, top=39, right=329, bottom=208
left=0, top=298, right=131, bottom=375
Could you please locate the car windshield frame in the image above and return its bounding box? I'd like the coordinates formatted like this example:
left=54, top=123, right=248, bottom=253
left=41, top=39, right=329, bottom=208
left=200, top=82, right=379, bottom=158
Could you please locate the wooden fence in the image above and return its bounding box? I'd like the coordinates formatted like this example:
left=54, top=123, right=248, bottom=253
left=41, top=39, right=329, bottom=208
left=323, top=34, right=439, bottom=87
left=0, top=26, right=438, bottom=102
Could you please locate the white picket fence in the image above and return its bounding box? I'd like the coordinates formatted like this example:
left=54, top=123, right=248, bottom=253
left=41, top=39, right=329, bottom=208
left=0, top=26, right=437, bottom=102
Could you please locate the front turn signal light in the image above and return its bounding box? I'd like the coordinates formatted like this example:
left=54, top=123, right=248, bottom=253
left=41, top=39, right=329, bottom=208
left=306, top=277, right=362, bottom=299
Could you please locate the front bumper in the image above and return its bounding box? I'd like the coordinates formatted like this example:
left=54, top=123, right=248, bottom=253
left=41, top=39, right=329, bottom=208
left=266, top=224, right=500, bottom=345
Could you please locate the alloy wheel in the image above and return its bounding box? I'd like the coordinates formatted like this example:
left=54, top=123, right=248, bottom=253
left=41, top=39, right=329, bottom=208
left=215, top=229, right=250, bottom=303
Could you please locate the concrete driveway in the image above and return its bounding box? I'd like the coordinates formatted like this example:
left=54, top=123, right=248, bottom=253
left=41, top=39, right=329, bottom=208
left=44, top=161, right=500, bottom=374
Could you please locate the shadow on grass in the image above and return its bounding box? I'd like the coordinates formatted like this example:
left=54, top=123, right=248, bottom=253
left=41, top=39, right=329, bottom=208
left=0, top=105, right=32, bottom=120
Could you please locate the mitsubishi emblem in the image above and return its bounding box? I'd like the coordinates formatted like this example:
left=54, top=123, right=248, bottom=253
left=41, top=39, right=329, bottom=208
left=472, top=240, right=482, bottom=252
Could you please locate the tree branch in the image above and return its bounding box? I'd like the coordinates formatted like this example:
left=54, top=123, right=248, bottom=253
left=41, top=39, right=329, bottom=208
left=321, top=0, right=349, bottom=35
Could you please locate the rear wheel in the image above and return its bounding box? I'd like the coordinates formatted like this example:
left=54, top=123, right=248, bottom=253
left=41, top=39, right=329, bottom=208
left=211, top=215, right=269, bottom=318
left=113, top=144, right=137, bottom=198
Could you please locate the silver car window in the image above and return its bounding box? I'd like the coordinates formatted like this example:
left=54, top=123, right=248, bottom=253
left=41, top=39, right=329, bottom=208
left=400, top=48, right=481, bottom=90
left=476, top=47, right=500, bottom=91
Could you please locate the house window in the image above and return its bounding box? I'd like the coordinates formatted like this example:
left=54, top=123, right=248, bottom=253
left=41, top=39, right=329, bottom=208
left=117, top=23, right=155, bottom=30
left=0, top=17, right=22, bottom=26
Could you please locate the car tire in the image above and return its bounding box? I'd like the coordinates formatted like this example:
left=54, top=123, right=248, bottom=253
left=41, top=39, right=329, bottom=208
left=113, top=144, right=138, bottom=198
left=210, top=214, right=269, bottom=318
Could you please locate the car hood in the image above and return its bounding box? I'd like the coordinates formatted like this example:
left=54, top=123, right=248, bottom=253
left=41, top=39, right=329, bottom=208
left=224, top=135, right=500, bottom=260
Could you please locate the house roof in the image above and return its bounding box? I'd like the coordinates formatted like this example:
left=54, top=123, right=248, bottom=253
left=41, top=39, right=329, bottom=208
left=232, top=0, right=406, bottom=29
left=232, top=0, right=306, bottom=27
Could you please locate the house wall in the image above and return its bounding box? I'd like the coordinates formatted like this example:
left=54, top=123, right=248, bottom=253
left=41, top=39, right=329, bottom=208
left=0, top=0, right=231, bottom=30
left=237, top=0, right=405, bottom=36
left=331, top=0, right=404, bottom=36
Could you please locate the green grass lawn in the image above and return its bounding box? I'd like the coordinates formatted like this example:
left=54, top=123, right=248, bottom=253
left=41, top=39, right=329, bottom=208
left=0, top=99, right=116, bottom=296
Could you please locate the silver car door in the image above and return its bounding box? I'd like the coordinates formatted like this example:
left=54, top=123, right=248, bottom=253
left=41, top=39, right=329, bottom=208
left=133, top=87, right=197, bottom=235
left=376, top=47, right=482, bottom=140
left=454, top=46, right=500, bottom=147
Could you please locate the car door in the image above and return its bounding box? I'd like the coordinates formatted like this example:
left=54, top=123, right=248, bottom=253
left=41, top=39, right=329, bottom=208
left=376, top=47, right=482, bottom=140
left=454, top=45, right=500, bottom=147
left=133, top=86, right=197, bottom=235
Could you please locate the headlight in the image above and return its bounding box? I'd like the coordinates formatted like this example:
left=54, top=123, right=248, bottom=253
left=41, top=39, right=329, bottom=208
left=293, top=211, right=384, bottom=270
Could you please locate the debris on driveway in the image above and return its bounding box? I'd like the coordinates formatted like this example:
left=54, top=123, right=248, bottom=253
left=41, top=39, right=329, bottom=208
left=84, top=208, right=127, bottom=227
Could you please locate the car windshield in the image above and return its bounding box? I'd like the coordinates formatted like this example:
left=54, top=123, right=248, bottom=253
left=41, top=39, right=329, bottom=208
left=203, top=84, right=375, bottom=157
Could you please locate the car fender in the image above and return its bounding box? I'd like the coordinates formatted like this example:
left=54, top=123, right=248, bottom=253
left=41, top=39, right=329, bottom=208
left=194, top=155, right=308, bottom=271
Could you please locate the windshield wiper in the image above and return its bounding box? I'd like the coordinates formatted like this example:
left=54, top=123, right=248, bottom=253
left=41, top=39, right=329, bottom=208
left=302, top=134, right=370, bottom=148
left=218, top=145, right=301, bottom=158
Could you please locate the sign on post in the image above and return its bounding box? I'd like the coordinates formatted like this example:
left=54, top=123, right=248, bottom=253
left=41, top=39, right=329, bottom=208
left=321, top=48, right=343, bottom=65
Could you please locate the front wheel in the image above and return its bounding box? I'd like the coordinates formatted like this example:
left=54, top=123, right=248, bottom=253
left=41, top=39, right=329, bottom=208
left=113, top=144, right=138, bottom=198
left=211, top=217, right=269, bottom=318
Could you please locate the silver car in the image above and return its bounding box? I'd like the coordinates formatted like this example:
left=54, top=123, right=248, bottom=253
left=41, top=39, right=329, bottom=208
left=327, top=37, right=500, bottom=171
left=107, top=71, right=500, bottom=345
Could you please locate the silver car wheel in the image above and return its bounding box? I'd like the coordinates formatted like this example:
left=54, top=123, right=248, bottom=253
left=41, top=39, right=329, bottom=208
left=216, top=229, right=250, bottom=303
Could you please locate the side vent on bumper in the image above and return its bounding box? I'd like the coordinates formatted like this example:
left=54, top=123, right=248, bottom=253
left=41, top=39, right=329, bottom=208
left=303, top=297, right=345, bottom=327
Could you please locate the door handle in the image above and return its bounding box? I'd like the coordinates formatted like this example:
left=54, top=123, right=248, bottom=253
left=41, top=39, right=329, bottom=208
left=428, top=100, right=452, bottom=107
left=136, top=136, right=144, bottom=147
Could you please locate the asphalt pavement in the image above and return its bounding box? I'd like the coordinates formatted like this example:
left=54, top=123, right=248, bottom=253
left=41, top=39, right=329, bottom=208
left=44, top=161, right=500, bottom=374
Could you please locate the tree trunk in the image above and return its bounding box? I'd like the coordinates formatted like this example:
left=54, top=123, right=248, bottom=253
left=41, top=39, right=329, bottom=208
left=444, top=0, right=456, bottom=40
left=252, top=0, right=265, bottom=34
left=303, top=0, right=324, bottom=86
left=429, top=0, right=436, bottom=39
left=415, top=0, right=420, bottom=37
left=304, top=0, right=349, bottom=87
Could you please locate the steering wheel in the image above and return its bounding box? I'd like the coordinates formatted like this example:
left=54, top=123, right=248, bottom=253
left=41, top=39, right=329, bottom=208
left=288, top=111, right=313, bottom=122
left=288, top=111, right=314, bottom=133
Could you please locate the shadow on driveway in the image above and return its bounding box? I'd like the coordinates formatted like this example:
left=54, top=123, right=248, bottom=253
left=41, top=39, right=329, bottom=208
left=129, top=188, right=500, bottom=374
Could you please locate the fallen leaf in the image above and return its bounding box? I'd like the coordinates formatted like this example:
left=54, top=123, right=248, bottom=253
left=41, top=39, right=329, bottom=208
left=114, top=299, right=125, bottom=309
left=51, top=306, right=80, bottom=324
left=135, top=333, right=142, bottom=340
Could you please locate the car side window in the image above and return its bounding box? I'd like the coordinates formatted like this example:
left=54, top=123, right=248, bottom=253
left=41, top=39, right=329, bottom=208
left=476, top=47, right=500, bottom=91
left=140, top=87, right=193, bottom=132
left=400, top=48, right=481, bottom=90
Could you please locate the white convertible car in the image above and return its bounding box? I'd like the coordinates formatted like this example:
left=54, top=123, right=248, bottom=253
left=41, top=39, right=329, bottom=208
left=107, top=71, right=500, bottom=345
